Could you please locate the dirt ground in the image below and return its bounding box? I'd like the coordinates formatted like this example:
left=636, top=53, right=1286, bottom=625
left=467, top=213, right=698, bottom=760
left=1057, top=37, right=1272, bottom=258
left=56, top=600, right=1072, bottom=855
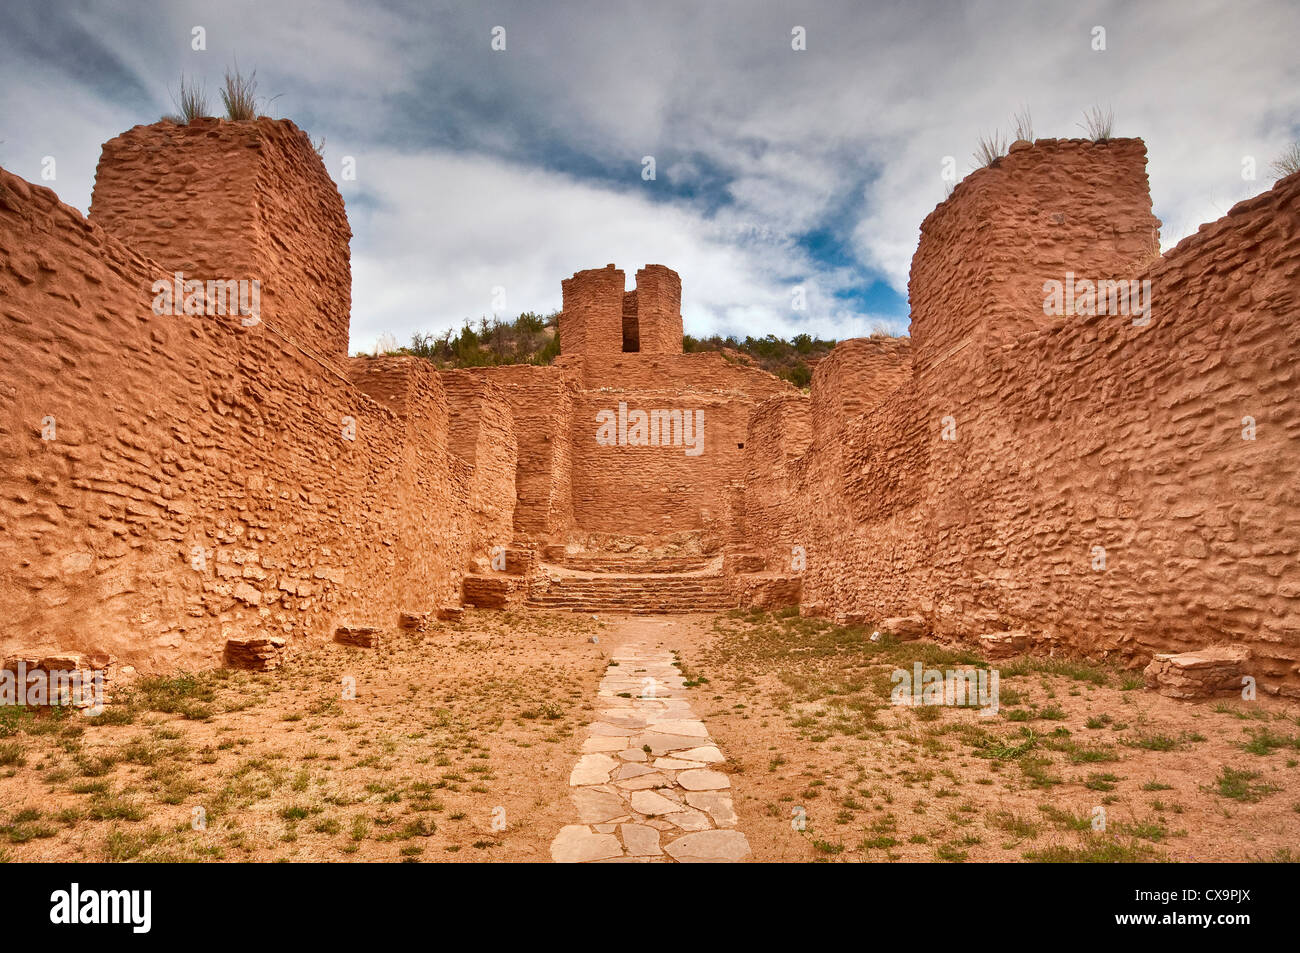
left=2, top=606, right=1297, bottom=862
left=677, top=609, right=1300, bottom=862
left=0, top=610, right=607, bottom=861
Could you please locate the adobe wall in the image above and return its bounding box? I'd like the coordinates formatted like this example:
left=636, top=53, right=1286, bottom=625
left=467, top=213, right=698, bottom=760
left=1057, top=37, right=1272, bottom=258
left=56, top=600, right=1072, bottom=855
left=464, top=364, right=580, bottom=542
left=560, top=264, right=625, bottom=356
left=435, top=369, right=519, bottom=562
left=89, top=118, right=352, bottom=368
left=741, top=142, right=1300, bottom=695
left=549, top=262, right=793, bottom=544
left=909, top=138, right=1159, bottom=374
left=0, top=162, right=470, bottom=671
left=563, top=352, right=793, bottom=539
left=631, top=265, right=684, bottom=355
left=560, top=263, right=684, bottom=356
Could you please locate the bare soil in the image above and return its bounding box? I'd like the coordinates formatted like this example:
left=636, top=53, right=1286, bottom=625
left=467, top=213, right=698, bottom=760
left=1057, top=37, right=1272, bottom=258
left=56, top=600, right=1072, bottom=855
left=2, top=606, right=1296, bottom=863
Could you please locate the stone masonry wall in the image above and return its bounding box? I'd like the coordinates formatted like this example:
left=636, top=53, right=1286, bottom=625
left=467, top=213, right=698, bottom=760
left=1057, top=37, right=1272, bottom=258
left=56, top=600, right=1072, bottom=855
left=466, top=364, right=580, bottom=542
left=909, top=138, right=1159, bottom=374
left=741, top=143, right=1300, bottom=696
left=89, top=118, right=352, bottom=368
left=436, top=369, right=519, bottom=563
left=567, top=352, right=792, bottom=538
left=560, top=264, right=625, bottom=357
left=0, top=161, right=466, bottom=671
left=632, top=265, right=684, bottom=355
left=560, top=263, right=684, bottom=357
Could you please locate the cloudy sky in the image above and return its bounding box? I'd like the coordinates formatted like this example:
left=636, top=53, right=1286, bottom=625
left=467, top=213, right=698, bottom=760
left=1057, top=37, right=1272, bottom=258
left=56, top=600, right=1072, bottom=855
left=2, top=0, right=1297, bottom=353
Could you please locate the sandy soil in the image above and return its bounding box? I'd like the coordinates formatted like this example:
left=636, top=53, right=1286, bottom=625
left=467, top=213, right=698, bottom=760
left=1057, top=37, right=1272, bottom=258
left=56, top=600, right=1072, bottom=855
left=0, top=610, right=606, bottom=861
left=2, top=606, right=1296, bottom=863
left=675, top=609, right=1300, bottom=862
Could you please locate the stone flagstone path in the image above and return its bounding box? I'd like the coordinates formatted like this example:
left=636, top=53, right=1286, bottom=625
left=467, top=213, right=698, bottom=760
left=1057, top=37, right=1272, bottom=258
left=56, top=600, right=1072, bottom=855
left=550, top=643, right=752, bottom=862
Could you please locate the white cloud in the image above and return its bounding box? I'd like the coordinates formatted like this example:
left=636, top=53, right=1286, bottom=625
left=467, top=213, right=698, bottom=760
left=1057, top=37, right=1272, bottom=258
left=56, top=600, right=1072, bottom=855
left=1, top=0, right=1296, bottom=352
left=347, top=148, right=881, bottom=352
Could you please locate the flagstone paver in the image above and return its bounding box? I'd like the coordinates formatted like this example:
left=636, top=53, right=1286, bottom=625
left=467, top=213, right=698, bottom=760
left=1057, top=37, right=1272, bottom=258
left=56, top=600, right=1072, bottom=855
left=550, top=642, right=753, bottom=863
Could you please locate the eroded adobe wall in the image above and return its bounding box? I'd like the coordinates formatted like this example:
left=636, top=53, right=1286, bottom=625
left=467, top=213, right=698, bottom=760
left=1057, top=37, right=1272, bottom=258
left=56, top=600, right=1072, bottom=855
left=745, top=143, right=1300, bottom=694
left=740, top=340, right=925, bottom=603
left=921, top=169, right=1300, bottom=689
left=560, top=264, right=625, bottom=357
left=560, top=263, right=684, bottom=357
left=465, top=364, right=580, bottom=542
left=566, top=353, right=793, bottom=538
left=436, top=369, right=519, bottom=562
left=89, top=118, right=352, bottom=368
left=0, top=165, right=464, bottom=671
left=632, top=265, right=684, bottom=355
left=909, top=138, right=1159, bottom=374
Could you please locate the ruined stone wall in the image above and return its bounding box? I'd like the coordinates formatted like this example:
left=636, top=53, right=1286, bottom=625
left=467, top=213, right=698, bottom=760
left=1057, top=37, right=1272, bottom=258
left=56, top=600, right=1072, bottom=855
left=741, top=342, right=927, bottom=608
left=89, top=118, right=352, bottom=368
left=566, top=353, right=792, bottom=538
left=560, top=264, right=625, bottom=357
left=809, top=336, right=913, bottom=444
left=741, top=143, right=1300, bottom=694
left=909, top=138, right=1159, bottom=374
left=560, top=263, right=684, bottom=357
left=466, top=364, right=580, bottom=542
left=632, top=265, right=684, bottom=355
left=918, top=168, right=1300, bottom=689
left=0, top=164, right=464, bottom=671
left=436, top=369, right=518, bottom=563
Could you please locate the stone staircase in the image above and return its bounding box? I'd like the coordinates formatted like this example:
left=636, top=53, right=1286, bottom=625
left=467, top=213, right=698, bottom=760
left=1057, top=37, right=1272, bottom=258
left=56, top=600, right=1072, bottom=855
left=542, top=550, right=710, bottom=574
left=526, top=570, right=734, bottom=614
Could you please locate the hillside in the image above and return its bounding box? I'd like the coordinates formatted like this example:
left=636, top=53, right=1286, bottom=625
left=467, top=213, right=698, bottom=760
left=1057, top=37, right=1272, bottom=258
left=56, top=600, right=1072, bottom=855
left=359, top=313, right=905, bottom=389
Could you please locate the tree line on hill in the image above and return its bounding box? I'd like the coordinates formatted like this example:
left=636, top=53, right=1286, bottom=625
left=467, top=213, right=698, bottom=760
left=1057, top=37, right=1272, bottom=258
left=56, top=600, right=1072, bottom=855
left=361, top=312, right=872, bottom=389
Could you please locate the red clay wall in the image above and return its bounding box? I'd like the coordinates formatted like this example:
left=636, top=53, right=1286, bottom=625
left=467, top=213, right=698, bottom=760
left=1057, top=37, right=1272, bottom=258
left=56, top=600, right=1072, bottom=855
left=567, top=353, right=792, bottom=538
left=742, top=144, right=1300, bottom=695
left=560, top=265, right=625, bottom=357
left=560, top=263, right=684, bottom=357
left=466, top=364, right=580, bottom=542
left=632, top=265, right=684, bottom=355
left=89, top=118, right=352, bottom=369
left=910, top=138, right=1159, bottom=374
left=0, top=164, right=464, bottom=671
left=435, top=369, right=519, bottom=562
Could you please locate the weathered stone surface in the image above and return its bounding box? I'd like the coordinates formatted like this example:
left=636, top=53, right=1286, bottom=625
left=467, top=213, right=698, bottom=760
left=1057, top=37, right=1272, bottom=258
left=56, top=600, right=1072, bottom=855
left=633, top=733, right=710, bottom=755
left=674, top=745, right=724, bottom=764
left=663, top=807, right=713, bottom=832
left=551, top=825, right=623, bottom=863
left=663, top=830, right=753, bottom=863
left=569, top=753, right=617, bottom=786
left=629, top=789, right=682, bottom=816
left=397, top=612, right=429, bottom=632
left=677, top=768, right=730, bottom=791
left=645, top=719, right=709, bottom=738
left=685, top=791, right=738, bottom=826
left=1144, top=645, right=1249, bottom=699
left=978, top=630, right=1031, bottom=659
left=333, top=626, right=381, bottom=649
left=570, top=788, right=626, bottom=824
left=224, top=636, right=286, bottom=672
left=620, top=823, right=662, bottom=856
left=880, top=616, right=926, bottom=641
left=615, top=772, right=670, bottom=791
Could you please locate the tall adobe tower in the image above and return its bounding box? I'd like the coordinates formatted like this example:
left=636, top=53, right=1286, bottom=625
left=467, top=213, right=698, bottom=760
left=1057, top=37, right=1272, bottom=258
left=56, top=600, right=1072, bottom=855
left=559, top=263, right=684, bottom=356
left=89, top=117, right=352, bottom=367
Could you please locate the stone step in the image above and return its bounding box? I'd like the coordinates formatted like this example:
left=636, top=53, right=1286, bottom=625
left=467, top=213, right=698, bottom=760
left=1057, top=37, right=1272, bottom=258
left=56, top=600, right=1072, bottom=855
left=546, top=556, right=710, bottom=573
left=527, top=570, right=733, bottom=613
